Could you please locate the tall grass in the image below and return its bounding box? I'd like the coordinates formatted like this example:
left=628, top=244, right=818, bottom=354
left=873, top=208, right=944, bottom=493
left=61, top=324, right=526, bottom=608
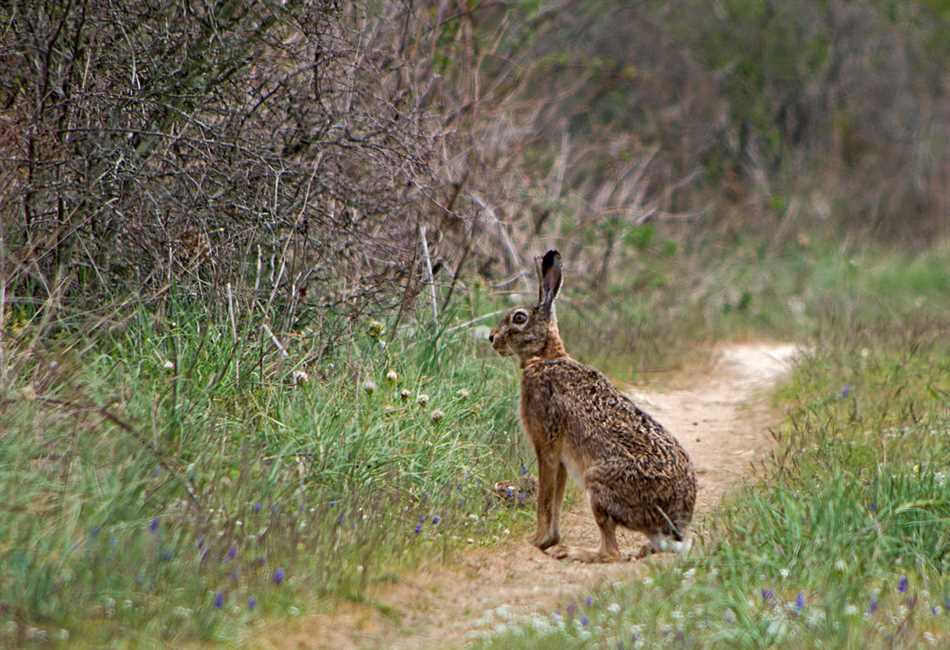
left=0, top=303, right=527, bottom=647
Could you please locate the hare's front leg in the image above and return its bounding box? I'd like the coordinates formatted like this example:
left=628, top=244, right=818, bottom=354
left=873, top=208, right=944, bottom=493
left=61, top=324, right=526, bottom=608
left=530, top=452, right=565, bottom=550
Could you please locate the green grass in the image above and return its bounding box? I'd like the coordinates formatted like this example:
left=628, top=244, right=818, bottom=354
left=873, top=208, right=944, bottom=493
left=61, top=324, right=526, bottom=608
left=473, top=328, right=949, bottom=647
left=559, top=241, right=950, bottom=381
left=0, top=303, right=531, bottom=647
left=2, top=240, right=947, bottom=647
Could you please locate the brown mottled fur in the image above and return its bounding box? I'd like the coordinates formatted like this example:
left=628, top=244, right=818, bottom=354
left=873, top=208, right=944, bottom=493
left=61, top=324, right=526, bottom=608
left=490, top=250, right=697, bottom=562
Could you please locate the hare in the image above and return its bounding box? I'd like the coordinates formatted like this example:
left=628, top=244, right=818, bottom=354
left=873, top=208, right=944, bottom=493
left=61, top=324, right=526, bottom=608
left=489, top=250, right=696, bottom=562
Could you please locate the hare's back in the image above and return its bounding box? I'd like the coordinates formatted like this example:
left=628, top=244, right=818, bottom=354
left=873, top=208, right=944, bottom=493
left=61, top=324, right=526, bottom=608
left=523, top=358, right=685, bottom=458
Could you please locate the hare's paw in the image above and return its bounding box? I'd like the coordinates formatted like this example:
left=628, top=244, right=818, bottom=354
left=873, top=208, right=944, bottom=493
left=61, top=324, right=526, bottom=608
left=530, top=531, right=560, bottom=550
left=545, top=544, right=570, bottom=560
left=635, top=543, right=657, bottom=560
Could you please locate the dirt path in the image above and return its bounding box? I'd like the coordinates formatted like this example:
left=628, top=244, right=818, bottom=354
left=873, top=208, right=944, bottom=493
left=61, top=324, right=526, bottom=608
left=255, top=342, right=799, bottom=650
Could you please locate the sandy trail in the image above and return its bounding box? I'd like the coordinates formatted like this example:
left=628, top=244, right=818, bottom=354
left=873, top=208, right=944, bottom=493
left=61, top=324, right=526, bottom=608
left=255, top=342, right=799, bottom=650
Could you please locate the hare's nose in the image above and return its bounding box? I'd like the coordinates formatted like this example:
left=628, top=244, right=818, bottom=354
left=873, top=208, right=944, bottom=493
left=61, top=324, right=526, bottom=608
left=488, top=333, right=495, bottom=343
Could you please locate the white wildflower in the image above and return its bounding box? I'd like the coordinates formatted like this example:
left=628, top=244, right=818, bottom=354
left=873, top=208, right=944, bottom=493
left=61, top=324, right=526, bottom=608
left=834, top=559, right=847, bottom=572
left=457, top=388, right=471, bottom=398
left=780, top=568, right=790, bottom=578
left=163, top=360, right=175, bottom=370
left=289, top=606, right=301, bottom=617
left=844, top=604, right=858, bottom=616
left=362, top=380, right=377, bottom=394
left=25, top=628, right=48, bottom=642
left=399, top=389, right=412, bottom=400
left=671, top=609, right=684, bottom=621
left=291, top=369, right=309, bottom=385
left=642, top=576, right=653, bottom=586
left=386, top=370, right=399, bottom=382
left=172, top=606, right=193, bottom=618
left=805, top=608, right=826, bottom=627
left=607, top=602, right=622, bottom=614
left=416, top=393, right=430, bottom=406
left=923, top=632, right=938, bottom=646
left=430, top=408, right=445, bottom=423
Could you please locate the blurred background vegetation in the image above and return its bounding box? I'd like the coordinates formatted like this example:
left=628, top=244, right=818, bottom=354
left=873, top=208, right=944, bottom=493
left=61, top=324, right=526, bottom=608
left=0, top=0, right=947, bottom=646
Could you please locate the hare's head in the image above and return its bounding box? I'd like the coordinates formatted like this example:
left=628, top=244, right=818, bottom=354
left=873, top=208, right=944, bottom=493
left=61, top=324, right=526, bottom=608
left=490, top=250, right=566, bottom=363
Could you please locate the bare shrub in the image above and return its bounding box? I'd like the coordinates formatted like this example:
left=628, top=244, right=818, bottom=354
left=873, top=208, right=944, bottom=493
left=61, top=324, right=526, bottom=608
left=0, top=1, right=457, bottom=335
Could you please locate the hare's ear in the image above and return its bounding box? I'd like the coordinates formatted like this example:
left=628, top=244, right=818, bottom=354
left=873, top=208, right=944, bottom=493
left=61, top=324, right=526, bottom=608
left=539, top=249, right=562, bottom=313
left=535, top=255, right=545, bottom=304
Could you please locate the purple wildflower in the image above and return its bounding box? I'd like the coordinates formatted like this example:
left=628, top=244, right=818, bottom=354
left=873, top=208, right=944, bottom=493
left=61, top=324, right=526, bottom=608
left=506, top=486, right=515, bottom=498
left=213, top=592, right=224, bottom=609
left=248, top=596, right=257, bottom=610
left=90, top=526, right=101, bottom=538
left=159, top=548, right=173, bottom=562
left=566, top=602, right=577, bottom=618
left=898, top=576, right=908, bottom=593
left=868, top=597, right=878, bottom=614
left=431, top=515, right=441, bottom=525
left=336, top=513, right=344, bottom=526
left=517, top=491, right=527, bottom=505
left=520, top=463, right=529, bottom=477
left=932, top=606, right=940, bottom=616
left=795, top=592, right=805, bottom=612
left=148, top=517, right=159, bottom=534
left=840, top=384, right=852, bottom=398
left=226, top=546, right=237, bottom=561
left=273, top=567, right=285, bottom=585
left=869, top=501, right=878, bottom=513
left=580, top=614, right=589, bottom=626
left=585, top=595, right=594, bottom=607
left=761, top=589, right=774, bottom=603
left=252, top=502, right=262, bottom=513
left=196, top=535, right=205, bottom=548
left=414, top=523, right=423, bottom=535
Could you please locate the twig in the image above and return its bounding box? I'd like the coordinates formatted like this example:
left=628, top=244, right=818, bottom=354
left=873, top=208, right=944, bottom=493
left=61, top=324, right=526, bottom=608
left=444, top=309, right=506, bottom=334
left=262, top=323, right=289, bottom=359
left=419, top=223, right=438, bottom=327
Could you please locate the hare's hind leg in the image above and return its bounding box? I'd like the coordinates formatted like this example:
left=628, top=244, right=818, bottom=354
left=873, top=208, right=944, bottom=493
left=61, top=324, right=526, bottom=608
left=561, top=492, right=622, bottom=563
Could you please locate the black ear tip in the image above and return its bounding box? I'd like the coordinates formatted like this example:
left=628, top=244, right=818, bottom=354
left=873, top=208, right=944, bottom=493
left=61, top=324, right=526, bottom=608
left=541, top=249, right=561, bottom=270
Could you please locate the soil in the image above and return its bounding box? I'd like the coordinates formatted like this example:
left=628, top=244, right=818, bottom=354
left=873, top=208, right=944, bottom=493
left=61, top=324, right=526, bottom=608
left=251, top=342, right=800, bottom=650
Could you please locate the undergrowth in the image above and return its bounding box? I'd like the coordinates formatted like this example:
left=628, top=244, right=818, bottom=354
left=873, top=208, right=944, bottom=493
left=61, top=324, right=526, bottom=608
left=0, top=304, right=529, bottom=647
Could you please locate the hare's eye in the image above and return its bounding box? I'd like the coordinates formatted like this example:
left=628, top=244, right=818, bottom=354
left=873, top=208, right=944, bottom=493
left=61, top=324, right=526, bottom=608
left=512, top=311, right=528, bottom=325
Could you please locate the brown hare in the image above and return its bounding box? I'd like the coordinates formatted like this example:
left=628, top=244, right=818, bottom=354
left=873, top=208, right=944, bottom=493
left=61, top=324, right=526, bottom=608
left=489, top=250, right=696, bottom=562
